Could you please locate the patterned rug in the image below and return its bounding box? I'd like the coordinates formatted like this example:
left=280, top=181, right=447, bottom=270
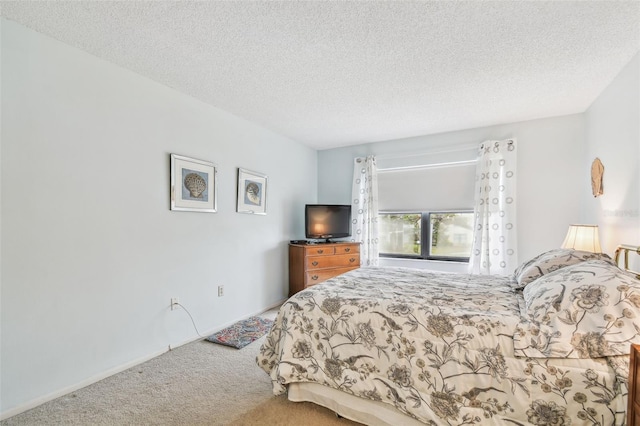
left=205, top=316, right=273, bottom=349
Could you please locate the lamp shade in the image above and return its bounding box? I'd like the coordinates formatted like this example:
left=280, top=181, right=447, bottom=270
left=561, top=224, right=601, bottom=253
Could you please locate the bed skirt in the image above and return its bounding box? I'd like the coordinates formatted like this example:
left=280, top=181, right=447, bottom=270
left=288, top=382, right=424, bottom=426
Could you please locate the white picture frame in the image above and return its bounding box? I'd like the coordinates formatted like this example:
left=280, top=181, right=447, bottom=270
left=236, top=168, right=267, bottom=215
left=170, top=154, right=217, bottom=213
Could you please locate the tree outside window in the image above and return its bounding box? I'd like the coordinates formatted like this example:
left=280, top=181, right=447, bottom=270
left=379, top=211, right=473, bottom=261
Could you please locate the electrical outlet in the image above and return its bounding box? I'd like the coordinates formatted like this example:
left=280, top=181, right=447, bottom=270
left=217, top=285, right=224, bottom=297
left=170, top=297, right=179, bottom=310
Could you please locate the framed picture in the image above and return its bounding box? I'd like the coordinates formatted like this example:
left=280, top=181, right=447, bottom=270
left=170, top=154, right=217, bottom=212
left=236, top=168, right=267, bottom=215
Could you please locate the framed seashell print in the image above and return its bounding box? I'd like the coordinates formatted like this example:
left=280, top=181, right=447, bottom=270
left=170, top=154, right=217, bottom=212
left=236, top=168, right=267, bottom=215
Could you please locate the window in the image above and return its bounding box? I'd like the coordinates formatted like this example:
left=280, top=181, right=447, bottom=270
left=376, top=148, right=477, bottom=263
left=379, top=211, right=474, bottom=261
left=378, top=213, right=421, bottom=256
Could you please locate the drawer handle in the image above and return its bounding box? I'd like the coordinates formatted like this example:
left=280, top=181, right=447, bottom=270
left=317, top=249, right=324, bottom=254
left=312, top=261, right=319, bottom=266
left=311, top=275, right=319, bottom=280
left=345, top=248, right=351, bottom=252
left=349, top=257, right=356, bottom=263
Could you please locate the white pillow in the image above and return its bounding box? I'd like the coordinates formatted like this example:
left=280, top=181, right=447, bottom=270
left=514, top=259, right=640, bottom=358
left=512, top=248, right=614, bottom=290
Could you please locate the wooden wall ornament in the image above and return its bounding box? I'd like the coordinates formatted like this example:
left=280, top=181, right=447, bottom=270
left=591, top=158, right=604, bottom=197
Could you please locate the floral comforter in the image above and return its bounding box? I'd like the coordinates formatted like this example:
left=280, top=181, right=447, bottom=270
left=257, top=267, right=628, bottom=425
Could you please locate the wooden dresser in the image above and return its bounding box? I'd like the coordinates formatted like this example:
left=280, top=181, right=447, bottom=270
left=629, top=344, right=640, bottom=426
left=289, top=242, right=360, bottom=296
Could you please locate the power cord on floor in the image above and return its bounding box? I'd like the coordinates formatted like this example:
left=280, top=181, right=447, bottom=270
left=174, top=302, right=206, bottom=339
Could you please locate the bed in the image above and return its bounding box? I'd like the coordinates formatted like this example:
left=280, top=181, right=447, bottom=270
left=257, top=249, right=640, bottom=425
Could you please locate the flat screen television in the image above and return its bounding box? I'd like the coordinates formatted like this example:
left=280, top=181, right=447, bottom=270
left=305, top=204, right=352, bottom=242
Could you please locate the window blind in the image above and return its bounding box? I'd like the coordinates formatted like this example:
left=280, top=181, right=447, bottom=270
left=378, top=162, right=476, bottom=211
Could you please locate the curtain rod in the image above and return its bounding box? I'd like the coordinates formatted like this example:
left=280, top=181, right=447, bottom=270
left=374, top=143, right=478, bottom=160
left=378, top=159, right=478, bottom=172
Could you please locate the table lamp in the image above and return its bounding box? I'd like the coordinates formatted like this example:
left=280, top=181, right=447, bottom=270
left=561, top=224, right=602, bottom=253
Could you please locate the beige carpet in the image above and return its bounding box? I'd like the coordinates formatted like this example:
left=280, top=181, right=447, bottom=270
left=229, top=396, right=356, bottom=426
left=1, top=309, right=360, bottom=425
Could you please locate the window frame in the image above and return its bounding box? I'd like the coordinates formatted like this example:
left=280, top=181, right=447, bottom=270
left=379, top=210, right=473, bottom=263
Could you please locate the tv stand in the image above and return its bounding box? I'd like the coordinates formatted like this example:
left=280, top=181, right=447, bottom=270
left=288, top=242, right=360, bottom=296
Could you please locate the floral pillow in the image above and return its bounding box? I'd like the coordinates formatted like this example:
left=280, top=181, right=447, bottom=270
left=513, top=259, right=640, bottom=358
left=512, top=248, right=614, bottom=290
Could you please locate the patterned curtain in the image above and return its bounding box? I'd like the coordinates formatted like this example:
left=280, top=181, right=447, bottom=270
left=351, top=156, right=379, bottom=266
left=469, top=139, right=517, bottom=275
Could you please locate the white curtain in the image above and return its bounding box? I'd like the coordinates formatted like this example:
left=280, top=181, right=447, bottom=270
left=469, top=139, right=518, bottom=275
left=351, top=155, right=379, bottom=266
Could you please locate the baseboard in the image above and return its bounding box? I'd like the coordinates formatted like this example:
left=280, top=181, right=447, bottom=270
left=0, top=299, right=285, bottom=421
left=261, top=298, right=286, bottom=313
left=0, top=348, right=166, bottom=421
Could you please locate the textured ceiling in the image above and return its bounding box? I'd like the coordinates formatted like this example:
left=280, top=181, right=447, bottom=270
left=1, top=1, right=639, bottom=149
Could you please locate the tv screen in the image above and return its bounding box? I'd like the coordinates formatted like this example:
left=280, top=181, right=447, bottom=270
left=305, top=204, right=352, bottom=241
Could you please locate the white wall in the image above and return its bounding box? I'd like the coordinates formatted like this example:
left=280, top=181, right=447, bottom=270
left=584, top=53, right=640, bottom=267
left=0, top=19, right=317, bottom=417
left=318, top=114, right=586, bottom=269
left=2, top=15, right=637, bottom=420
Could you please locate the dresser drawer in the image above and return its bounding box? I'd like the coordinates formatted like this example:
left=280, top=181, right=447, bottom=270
left=335, top=244, right=359, bottom=255
left=289, top=242, right=361, bottom=297
left=306, top=253, right=359, bottom=270
left=304, top=246, right=336, bottom=256
left=305, top=266, right=357, bottom=287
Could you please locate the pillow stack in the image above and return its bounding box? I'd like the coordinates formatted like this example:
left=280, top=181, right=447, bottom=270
left=511, top=249, right=640, bottom=359
left=512, top=248, right=614, bottom=290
